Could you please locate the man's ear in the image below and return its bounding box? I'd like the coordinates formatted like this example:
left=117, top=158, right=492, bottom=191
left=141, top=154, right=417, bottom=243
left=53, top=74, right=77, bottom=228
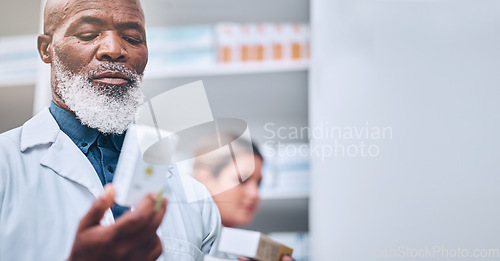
left=37, top=34, right=52, bottom=63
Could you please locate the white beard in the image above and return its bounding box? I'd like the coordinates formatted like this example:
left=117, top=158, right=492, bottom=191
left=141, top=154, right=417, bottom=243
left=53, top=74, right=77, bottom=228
left=52, top=54, right=145, bottom=135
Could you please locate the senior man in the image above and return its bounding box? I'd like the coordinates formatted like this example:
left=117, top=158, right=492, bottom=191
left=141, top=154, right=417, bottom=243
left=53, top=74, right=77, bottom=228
left=0, top=0, right=221, bottom=260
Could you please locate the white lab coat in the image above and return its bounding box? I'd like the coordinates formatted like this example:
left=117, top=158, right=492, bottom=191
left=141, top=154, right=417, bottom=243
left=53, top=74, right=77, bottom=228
left=0, top=108, right=221, bottom=261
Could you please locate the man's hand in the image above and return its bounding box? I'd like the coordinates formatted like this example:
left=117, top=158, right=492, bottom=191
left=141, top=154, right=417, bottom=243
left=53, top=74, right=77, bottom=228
left=68, top=184, right=167, bottom=261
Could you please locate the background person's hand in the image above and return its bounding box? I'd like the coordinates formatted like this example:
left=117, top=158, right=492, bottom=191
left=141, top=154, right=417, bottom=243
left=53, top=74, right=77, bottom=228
left=67, top=184, right=167, bottom=261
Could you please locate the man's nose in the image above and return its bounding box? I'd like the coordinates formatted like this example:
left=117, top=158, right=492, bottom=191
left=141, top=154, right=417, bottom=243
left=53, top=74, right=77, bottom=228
left=96, top=31, right=128, bottom=62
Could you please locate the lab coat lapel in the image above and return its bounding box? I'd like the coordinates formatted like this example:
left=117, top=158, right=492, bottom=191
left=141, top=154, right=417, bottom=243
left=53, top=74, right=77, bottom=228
left=21, top=107, right=104, bottom=199
left=41, top=132, right=104, bottom=199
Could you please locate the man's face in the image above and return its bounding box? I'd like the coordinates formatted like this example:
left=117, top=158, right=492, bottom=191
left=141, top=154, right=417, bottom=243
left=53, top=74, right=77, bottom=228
left=45, top=0, right=149, bottom=134
left=51, top=0, right=148, bottom=79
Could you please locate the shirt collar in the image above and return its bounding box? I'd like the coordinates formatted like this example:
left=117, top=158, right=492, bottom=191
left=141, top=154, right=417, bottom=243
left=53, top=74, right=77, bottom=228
left=49, top=101, right=125, bottom=153
left=110, top=132, right=125, bottom=151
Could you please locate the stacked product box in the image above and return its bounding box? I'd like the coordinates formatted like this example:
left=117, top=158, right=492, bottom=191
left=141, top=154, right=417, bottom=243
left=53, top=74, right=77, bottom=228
left=216, top=23, right=310, bottom=64
left=0, top=35, right=39, bottom=83
left=204, top=228, right=297, bottom=261
left=268, top=232, right=310, bottom=261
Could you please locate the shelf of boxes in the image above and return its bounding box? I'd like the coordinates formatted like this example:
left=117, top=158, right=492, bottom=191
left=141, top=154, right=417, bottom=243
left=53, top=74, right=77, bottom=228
left=144, top=61, right=309, bottom=79
left=144, top=23, right=310, bottom=79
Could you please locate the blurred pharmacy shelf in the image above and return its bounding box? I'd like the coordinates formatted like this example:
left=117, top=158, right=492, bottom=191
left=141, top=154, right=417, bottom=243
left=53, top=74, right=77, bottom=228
left=0, top=33, right=39, bottom=132
left=243, top=193, right=309, bottom=234
left=0, top=34, right=39, bottom=88
left=0, top=78, right=36, bottom=88
left=0, top=83, right=35, bottom=133
left=144, top=61, right=309, bottom=79
left=260, top=190, right=309, bottom=200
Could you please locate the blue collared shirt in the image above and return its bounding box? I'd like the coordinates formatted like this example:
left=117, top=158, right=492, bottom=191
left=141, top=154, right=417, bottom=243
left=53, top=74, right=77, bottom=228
left=49, top=101, right=128, bottom=219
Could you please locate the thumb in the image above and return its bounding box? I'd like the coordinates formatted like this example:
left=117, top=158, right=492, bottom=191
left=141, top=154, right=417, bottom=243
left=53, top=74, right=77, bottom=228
left=77, top=184, right=115, bottom=231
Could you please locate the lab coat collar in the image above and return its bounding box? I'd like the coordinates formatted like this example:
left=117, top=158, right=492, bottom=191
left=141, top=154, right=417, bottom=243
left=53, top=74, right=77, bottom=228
left=20, top=107, right=60, bottom=152
left=41, top=132, right=106, bottom=201
left=20, top=107, right=106, bottom=201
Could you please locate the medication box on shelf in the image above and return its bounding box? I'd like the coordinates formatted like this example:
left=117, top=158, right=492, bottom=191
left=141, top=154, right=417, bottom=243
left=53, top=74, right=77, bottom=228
left=218, top=227, right=293, bottom=261
left=269, top=232, right=310, bottom=261
left=215, top=23, right=310, bottom=64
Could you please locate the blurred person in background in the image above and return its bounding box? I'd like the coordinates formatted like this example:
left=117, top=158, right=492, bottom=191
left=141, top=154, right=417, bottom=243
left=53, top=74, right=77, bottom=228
left=191, top=137, right=294, bottom=261
left=192, top=135, right=263, bottom=228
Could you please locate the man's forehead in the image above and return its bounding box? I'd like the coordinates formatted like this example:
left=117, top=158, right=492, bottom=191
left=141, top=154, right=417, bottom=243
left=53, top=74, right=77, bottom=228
left=44, top=0, right=144, bottom=33
left=69, top=0, right=143, bottom=17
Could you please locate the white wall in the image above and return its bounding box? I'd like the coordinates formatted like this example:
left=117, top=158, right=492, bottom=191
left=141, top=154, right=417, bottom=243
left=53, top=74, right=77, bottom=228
left=310, top=0, right=500, bottom=260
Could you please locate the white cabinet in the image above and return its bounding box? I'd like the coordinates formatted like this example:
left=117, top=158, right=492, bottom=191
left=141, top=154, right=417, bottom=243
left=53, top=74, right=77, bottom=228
left=309, top=0, right=500, bottom=260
